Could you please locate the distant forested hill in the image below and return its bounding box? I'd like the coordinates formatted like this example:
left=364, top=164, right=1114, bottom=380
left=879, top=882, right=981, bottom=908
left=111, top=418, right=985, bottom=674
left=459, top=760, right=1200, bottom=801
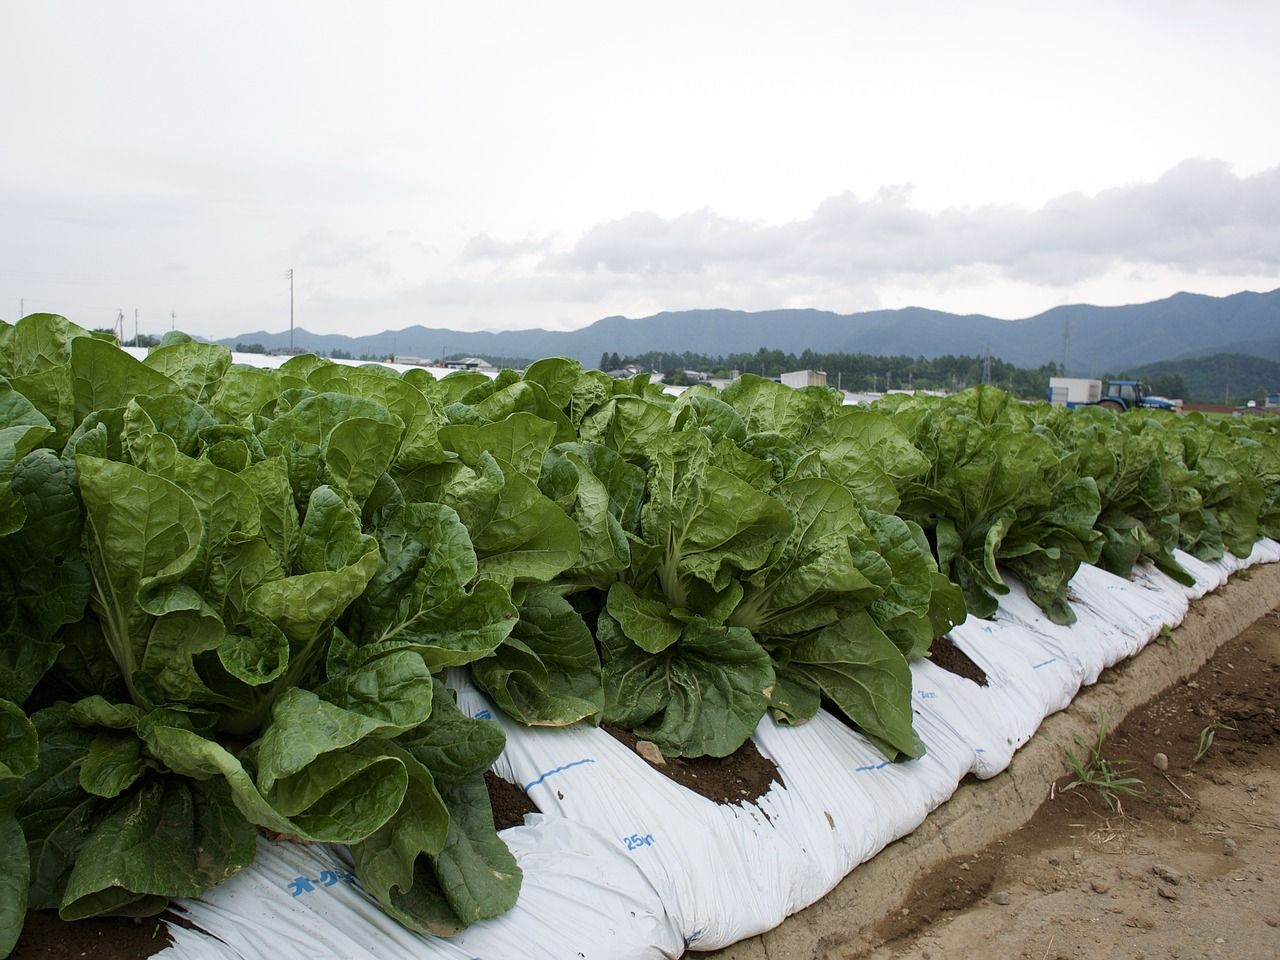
left=215, top=287, right=1280, bottom=376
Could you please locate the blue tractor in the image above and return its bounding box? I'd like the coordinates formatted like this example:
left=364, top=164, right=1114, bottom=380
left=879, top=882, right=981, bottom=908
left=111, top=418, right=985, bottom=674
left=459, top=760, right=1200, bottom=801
left=1093, top=380, right=1176, bottom=412
left=1092, top=380, right=1144, bottom=412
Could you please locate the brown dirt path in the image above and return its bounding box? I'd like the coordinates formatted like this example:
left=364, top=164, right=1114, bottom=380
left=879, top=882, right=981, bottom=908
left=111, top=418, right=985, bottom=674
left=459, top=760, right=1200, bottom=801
left=852, top=604, right=1280, bottom=960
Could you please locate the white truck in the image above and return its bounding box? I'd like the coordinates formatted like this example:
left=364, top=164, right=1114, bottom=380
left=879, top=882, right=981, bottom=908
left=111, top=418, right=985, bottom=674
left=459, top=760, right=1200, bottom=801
left=1048, top=377, right=1102, bottom=408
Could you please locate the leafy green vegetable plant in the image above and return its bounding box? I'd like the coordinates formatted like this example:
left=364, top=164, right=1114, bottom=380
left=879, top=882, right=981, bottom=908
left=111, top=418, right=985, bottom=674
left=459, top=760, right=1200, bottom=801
left=2, top=317, right=525, bottom=946
left=891, top=386, right=1103, bottom=624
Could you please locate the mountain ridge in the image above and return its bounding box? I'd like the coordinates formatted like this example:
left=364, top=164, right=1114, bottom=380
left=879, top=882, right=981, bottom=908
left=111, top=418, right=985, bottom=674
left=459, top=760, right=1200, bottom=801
left=215, top=287, right=1280, bottom=374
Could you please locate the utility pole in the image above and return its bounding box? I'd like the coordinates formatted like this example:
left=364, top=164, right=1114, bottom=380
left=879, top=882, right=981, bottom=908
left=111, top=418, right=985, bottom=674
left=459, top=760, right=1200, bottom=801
left=117, top=309, right=124, bottom=341
left=171, top=311, right=176, bottom=331
left=285, top=269, right=294, bottom=353
left=1062, top=317, right=1070, bottom=376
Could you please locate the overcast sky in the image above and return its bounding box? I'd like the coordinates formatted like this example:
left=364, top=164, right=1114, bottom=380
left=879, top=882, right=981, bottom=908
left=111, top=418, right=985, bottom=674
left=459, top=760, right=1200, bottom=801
left=3, top=1, right=1278, bottom=343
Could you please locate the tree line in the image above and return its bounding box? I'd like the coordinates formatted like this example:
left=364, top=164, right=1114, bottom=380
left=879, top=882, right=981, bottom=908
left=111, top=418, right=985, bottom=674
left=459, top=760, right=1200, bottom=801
left=602, top=348, right=1066, bottom=401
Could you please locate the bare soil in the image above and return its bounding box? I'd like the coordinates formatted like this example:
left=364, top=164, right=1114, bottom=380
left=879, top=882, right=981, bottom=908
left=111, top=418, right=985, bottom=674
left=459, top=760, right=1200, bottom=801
left=603, top=723, right=785, bottom=805
left=924, top=634, right=989, bottom=687
left=850, top=605, right=1280, bottom=960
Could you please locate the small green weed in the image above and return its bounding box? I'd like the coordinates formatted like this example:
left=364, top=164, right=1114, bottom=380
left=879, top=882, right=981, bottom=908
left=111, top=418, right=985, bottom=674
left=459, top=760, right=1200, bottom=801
left=1059, top=709, right=1147, bottom=813
left=1191, top=721, right=1236, bottom=765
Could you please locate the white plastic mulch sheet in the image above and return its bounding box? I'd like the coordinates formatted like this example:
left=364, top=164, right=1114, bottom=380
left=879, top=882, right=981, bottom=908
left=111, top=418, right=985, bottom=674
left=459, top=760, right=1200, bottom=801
left=1242, top=537, right=1280, bottom=567
left=161, top=541, right=1279, bottom=960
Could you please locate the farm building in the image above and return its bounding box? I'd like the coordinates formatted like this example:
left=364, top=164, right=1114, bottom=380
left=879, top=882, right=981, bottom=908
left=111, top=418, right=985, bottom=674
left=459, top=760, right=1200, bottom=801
left=780, top=369, right=827, bottom=388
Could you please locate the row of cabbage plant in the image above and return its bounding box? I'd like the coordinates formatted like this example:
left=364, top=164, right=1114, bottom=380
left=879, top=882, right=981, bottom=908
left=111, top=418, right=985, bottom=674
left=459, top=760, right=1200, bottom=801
left=2, top=313, right=1277, bottom=953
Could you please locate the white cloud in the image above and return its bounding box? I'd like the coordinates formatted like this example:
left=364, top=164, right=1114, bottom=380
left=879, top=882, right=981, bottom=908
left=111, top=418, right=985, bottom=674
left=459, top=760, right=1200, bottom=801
left=461, top=234, right=555, bottom=263
left=469, top=159, right=1280, bottom=305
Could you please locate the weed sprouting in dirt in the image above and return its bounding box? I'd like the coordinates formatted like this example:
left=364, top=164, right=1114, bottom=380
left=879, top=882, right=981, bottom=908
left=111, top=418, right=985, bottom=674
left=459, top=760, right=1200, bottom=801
left=1191, top=720, right=1236, bottom=765
left=1058, top=709, right=1148, bottom=814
